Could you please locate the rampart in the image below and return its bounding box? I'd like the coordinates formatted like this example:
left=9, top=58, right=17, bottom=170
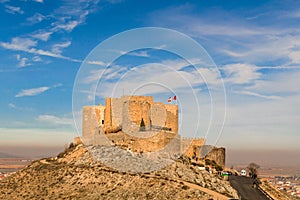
left=80, top=95, right=225, bottom=167
left=83, top=96, right=178, bottom=136
left=181, top=137, right=206, bottom=158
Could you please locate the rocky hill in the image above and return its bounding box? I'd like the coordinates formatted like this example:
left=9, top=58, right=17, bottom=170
left=0, top=144, right=238, bottom=199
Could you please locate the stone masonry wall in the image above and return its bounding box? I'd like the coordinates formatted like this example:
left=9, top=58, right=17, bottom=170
left=165, top=104, right=178, bottom=133
left=105, top=131, right=180, bottom=154
left=205, top=147, right=225, bottom=168
left=82, top=105, right=105, bottom=137
left=104, top=98, right=112, bottom=128
left=83, top=96, right=179, bottom=135
left=150, top=103, right=167, bottom=129
left=181, top=138, right=206, bottom=158
left=110, top=96, right=153, bottom=130
left=81, top=96, right=224, bottom=168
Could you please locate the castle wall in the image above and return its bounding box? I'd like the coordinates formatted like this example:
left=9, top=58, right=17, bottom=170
left=111, top=97, right=125, bottom=128
left=105, top=131, right=179, bottom=154
left=181, top=138, right=206, bottom=158
left=81, top=96, right=224, bottom=168
left=104, top=98, right=112, bottom=128
left=205, top=147, right=225, bottom=168
left=150, top=103, right=167, bottom=130
left=82, top=105, right=105, bottom=137
left=110, top=96, right=153, bottom=133
left=86, top=97, right=179, bottom=135
left=128, top=100, right=151, bottom=130
left=122, top=100, right=138, bottom=133
left=165, top=104, right=178, bottom=133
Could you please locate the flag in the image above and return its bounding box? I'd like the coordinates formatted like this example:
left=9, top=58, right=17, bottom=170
left=173, top=95, right=177, bottom=101
left=168, top=97, right=172, bottom=102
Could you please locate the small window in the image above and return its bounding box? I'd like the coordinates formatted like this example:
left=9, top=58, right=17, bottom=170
left=102, top=120, right=104, bottom=124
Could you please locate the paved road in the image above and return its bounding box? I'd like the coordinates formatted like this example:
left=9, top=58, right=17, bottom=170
left=229, top=175, right=270, bottom=200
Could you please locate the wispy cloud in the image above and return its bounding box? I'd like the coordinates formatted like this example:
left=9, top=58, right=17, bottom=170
left=36, top=115, right=73, bottom=126
left=1, top=0, right=104, bottom=64
left=221, top=63, right=261, bottom=84
left=15, top=86, right=51, bottom=97
left=31, top=31, right=53, bottom=41
left=8, top=103, right=17, bottom=109
left=0, top=37, right=80, bottom=62
left=148, top=5, right=300, bottom=66
left=234, top=90, right=282, bottom=100
left=51, top=41, right=71, bottom=54
left=33, top=0, right=43, bottom=3
left=32, top=55, right=42, bottom=62
left=16, top=54, right=31, bottom=68
left=8, top=103, right=33, bottom=111
left=87, top=60, right=107, bottom=67
left=1, top=37, right=37, bottom=51
left=15, top=84, right=62, bottom=97
left=110, top=49, right=151, bottom=57
left=85, top=59, right=222, bottom=98
left=248, top=70, right=300, bottom=94
left=52, top=20, right=81, bottom=32
left=15, top=54, right=43, bottom=68
left=128, top=51, right=150, bottom=57
left=5, top=5, right=24, bottom=14
left=25, top=13, right=48, bottom=25
left=50, top=1, right=100, bottom=32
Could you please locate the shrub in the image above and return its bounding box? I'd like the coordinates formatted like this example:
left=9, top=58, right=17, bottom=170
left=215, top=165, right=223, bottom=172
left=205, top=159, right=211, bottom=165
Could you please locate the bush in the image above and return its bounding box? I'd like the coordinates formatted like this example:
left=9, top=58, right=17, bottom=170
left=205, top=159, right=212, bottom=165
left=57, top=142, right=76, bottom=158
left=215, top=165, right=223, bottom=172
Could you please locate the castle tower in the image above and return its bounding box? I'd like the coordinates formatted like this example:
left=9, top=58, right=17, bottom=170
left=165, top=104, right=178, bottom=133
left=82, top=105, right=105, bottom=137
left=104, top=97, right=112, bottom=128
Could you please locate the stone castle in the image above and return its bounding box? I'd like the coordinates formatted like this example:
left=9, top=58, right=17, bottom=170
left=79, top=95, right=225, bottom=167
left=83, top=96, right=178, bottom=136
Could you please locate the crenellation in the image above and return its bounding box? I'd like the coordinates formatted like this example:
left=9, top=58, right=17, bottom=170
left=80, top=95, right=225, bottom=167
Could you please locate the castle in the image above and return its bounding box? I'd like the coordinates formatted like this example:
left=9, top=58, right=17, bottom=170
left=78, top=95, right=225, bottom=167
left=83, top=96, right=178, bottom=136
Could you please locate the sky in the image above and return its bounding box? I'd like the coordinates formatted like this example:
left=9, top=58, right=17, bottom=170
left=0, top=0, right=299, bottom=164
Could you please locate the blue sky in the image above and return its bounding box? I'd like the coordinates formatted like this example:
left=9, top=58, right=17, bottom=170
left=0, top=0, right=300, bottom=154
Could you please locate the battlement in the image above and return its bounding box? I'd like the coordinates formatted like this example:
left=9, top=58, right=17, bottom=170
left=80, top=95, right=225, bottom=167
left=82, top=95, right=178, bottom=136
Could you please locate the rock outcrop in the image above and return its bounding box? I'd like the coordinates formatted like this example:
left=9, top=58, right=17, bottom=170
left=0, top=144, right=238, bottom=199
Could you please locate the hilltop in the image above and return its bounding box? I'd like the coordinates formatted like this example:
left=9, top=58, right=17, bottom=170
left=0, top=144, right=238, bottom=199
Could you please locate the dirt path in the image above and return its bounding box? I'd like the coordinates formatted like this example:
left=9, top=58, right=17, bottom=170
left=181, top=180, right=230, bottom=200
left=142, top=173, right=231, bottom=199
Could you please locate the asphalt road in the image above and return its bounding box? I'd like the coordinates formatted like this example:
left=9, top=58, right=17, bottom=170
left=229, top=175, right=270, bottom=200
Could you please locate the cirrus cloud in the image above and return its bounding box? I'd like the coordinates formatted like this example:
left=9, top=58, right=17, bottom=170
left=15, top=84, right=62, bottom=98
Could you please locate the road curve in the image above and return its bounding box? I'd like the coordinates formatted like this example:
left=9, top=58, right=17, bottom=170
left=229, top=175, right=270, bottom=200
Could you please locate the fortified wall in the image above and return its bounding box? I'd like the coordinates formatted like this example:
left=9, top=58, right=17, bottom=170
left=80, top=95, right=225, bottom=167
left=83, top=96, right=178, bottom=136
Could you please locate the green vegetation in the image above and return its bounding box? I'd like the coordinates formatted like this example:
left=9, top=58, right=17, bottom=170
left=57, top=142, right=76, bottom=158
left=205, top=159, right=223, bottom=172
left=247, top=162, right=260, bottom=177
